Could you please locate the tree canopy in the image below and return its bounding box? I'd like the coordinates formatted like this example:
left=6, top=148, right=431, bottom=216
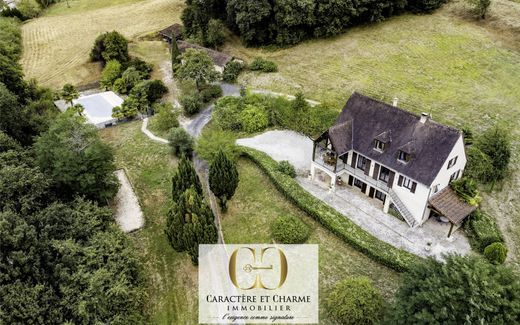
left=176, top=48, right=218, bottom=89
left=209, top=149, right=239, bottom=210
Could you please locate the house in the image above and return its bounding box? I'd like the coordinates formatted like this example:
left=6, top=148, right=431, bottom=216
left=311, top=92, right=475, bottom=233
left=177, top=40, right=233, bottom=73
left=158, top=23, right=183, bottom=43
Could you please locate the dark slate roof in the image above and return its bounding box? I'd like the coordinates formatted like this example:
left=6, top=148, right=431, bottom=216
left=159, top=23, right=183, bottom=41
left=328, top=92, right=462, bottom=186
left=429, top=187, right=477, bottom=224
left=177, top=40, right=233, bottom=67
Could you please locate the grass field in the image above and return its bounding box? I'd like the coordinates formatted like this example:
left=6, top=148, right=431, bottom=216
left=100, top=122, right=198, bottom=324
left=20, top=0, right=184, bottom=89
left=222, top=159, right=400, bottom=322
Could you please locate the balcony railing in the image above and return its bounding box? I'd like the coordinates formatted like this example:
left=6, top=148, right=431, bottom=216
left=340, top=163, right=390, bottom=193
left=313, top=145, right=338, bottom=172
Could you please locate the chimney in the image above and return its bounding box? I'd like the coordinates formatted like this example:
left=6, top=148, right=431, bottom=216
left=420, top=112, right=430, bottom=124
left=392, top=97, right=399, bottom=107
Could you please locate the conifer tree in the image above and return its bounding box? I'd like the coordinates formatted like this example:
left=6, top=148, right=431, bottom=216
left=171, top=156, right=202, bottom=201
left=171, top=37, right=181, bottom=72
left=165, top=187, right=218, bottom=264
left=209, top=149, right=239, bottom=211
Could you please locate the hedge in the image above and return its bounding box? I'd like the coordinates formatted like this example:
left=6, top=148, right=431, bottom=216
left=239, top=146, right=422, bottom=272
left=466, top=209, right=504, bottom=252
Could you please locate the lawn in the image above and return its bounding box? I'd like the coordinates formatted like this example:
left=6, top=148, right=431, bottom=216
left=223, top=159, right=400, bottom=322
left=100, top=121, right=198, bottom=324
left=20, top=0, right=184, bottom=89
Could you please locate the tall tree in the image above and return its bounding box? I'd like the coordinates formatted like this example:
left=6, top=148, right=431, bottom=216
left=61, top=83, right=79, bottom=106
left=477, top=125, right=511, bottom=184
left=208, top=149, right=238, bottom=211
left=165, top=187, right=218, bottom=264
left=176, top=48, right=218, bottom=90
left=171, top=156, right=202, bottom=202
left=171, top=38, right=181, bottom=71
left=385, top=255, right=520, bottom=324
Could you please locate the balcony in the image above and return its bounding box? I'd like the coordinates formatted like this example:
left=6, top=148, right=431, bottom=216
left=339, top=163, right=390, bottom=193
left=313, top=144, right=343, bottom=172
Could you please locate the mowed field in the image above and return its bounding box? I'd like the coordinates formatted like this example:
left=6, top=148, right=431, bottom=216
left=20, top=0, right=184, bottom=88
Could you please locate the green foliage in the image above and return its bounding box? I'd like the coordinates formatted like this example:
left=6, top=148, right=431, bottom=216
left=450, top=177, right=481, bottom=206
left=171, top=156, right=203, bottom=202
left=213, top=96, right=243, bottom=131
left=34, top=113, right=118, bottom=203
left=205, top=19, right=226, bottom=48
left=484, top=242, right=508, bottom=265
left=271, top=215, right=310, bottom=244
left=60, top=83, right=79, bottom=105
left=196, top=127, right=238, bottom=162
left=276, top=160, right=296, bottom=178
left=407, top=0, right=447, bottom=13
left=176, top=49, right=219, bottom=89
left=476, top=125, right=511, bottom=184
left=130, top=79, right=168, bottom=105
left=66, top=103, right=84, bottom=116
left=466, top=209, right=504, bottom=252
left=467, top=0, right=491, bottom=19
left=239, top=104, right=269, bottom=133
left=113, top=66, right=145, bottom=94
left=112, top=95, right=145, bottom=119
left=0, top=18, right=22, bottom=61
left=386, top=255, right=520, bottom=324
left=249, top=57, right=278, bottom=73
left=171, top=39, right=181, bottom=70
left=464, top=145, right=493, bottom=182
left=165, top=187, right=218, bottom=264
left=327, top=277, right=383, bottom=325
left=180, top=92, right=203, bottom=115
left=0, top=131, right=21, bottom=152
left=126, top=57, right=153, bottom=79
left=200, top=84, right=223, bottom=103
left=240, top=147, right=421, bottom=271
left=209, top=149, right=239, bottom=211
left=151, top=103, right=179, bottom=132
left=90, top=31, right=129, bottom=64
left=222, top=60, right=243, bottom=83
left=17, top=0, right=42, bottom=19
left=168, top=127, right=195, bottom=158
left=100, top=60, right=123, bottom=89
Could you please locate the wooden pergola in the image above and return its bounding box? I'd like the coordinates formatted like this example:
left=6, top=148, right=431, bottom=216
left=428, top=186, right=477, bottom=237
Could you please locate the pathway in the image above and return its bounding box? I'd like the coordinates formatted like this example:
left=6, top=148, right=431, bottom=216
left=114, top=169, right=145, bottom=233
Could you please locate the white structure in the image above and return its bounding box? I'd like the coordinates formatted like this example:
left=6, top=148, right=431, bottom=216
left=311, top=92, right=472, bottom=232
left=55, top=91, right=123, bottom=128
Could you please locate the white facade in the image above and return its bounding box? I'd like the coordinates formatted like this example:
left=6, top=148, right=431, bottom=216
left=310, top=133, right=467, bottom=227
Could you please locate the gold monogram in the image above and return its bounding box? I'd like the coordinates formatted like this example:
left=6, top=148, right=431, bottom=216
left=228, top=247, right=288, bottom=290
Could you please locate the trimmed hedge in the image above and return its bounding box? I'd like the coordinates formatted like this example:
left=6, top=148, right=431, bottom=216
left=466, top=209, right=504, bottom=252
left=239, top=147, right=422, bottom=272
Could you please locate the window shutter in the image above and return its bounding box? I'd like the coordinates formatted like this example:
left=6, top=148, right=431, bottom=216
left=388, top=171, right=395, bottom=188
left=411, top=182, right=417, bottom=193
left=351, top=152, right=357, bottom=168
left=364, top=159, right=371, bottom=175
left=398, top=175, right=403, bottom=186
left=372, top=163, right=380, bottom=180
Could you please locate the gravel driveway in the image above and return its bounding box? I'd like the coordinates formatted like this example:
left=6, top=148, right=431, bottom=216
left=114, top=169, right=144, bottom=233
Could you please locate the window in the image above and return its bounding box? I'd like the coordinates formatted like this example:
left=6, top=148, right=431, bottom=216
left=397, top=150, right=411, bottom=163
left=375, top=190, right=386, bottom=202
left=357, top=155, right=367, bottom=170
left=447, top=156, right=458, bottom=169
left=379, top=166, right=390, bottom=183
left=450, top=170, right=461, bottom=182
left=398, top=175, right=417, bottom=193
left=374, top=139, right=385, bottom=152
left=433, top=184, right=439, bottom=193
left=402, top=177, right=413, bottom=189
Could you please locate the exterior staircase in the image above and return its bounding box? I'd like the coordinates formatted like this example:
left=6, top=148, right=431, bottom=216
left=389, top=189, right=417, bottom=228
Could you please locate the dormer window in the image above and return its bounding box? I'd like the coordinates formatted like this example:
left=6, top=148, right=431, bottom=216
left=373, top=139, right=385, bottom=152
left=397, top=150, right=411, bottom=163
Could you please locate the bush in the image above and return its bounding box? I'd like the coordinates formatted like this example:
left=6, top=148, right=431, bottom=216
left=205, top=19, right=226, bottom=48
left=113, top=67, right=144, bottom=94
left=276, top=160, right=296, bottom=178
left=180, top=92, right=203, bottom=115
left=168, top=127, right=194, bottom=157
left=466, top=209, right=504, bottom=252
left=17, top=0, right=42, bottom=19
left=196, top=128, right=238, bottom=162
left=0, top=131, right=20, bottom=152
left=90, top=31, right=129, bottom=64
left=240, top=147, right=421, bottom=271
left=222, top=60, right=244, bottom=83
left=451, top=177, right=481, bottom=206
left=100, top=60, right=123, bottom=89
left=407, top=0, right=447, bottom=13
left=327, top=277, right=383, bottom=325
left=271, top=215, right=311, bottom=244
left=213, top=96, right=243, bottom=131
left=126, top=57, right=153, bottom=79
left=484, top=242, right=508, bottom=264
left=151, top=103, right=178, bottom=132
left=130, top=79, right=168, bottom=106
left=249, top=57, right=278, bottom=73
left=200, top=84, right=223, bottom=103
left=464, top=146, right=493, bottom=183
left=239, top=104, right=269, bottom=133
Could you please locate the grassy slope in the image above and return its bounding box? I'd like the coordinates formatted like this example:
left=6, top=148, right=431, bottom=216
left=223, top=159, right=400, bottom=322
left=100, top=122, right=197, bottom=324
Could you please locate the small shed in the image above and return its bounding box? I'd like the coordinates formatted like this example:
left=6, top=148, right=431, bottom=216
left=177, top=40, right=233, bottom=73
left=428, top=186, right=477, bottom=237
left=159, top=23, right=183, bottom=43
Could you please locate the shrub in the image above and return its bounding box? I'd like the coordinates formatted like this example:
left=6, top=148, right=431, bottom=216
left=205, top=19, right=226, bottom=49
left=407, top=0, right=447, bottom=13
left=196, top=128, right=238, bottom=162
left=451, top=177, right=481, bottom=206
left=213, top=96, right=243, bottom=131
left=200, top=84, right=223, bottom=103
left=222, top=60, right=244, bottom=83
left=168, top=127, right=194, bottom=158
left=276, top=160, right=296, bottom=178
left=326, top=277, right=383, bottom=325
left=271, top=215, right=311, bottom=244
left=180, top=92, right=203, bottom=115
left=0, top=131, right=20, bottom=152
left=484, top=242, right=508, bottom=264
left=477, top=125, right=511, bottom=184
left=240, top=147, right=421, bottom=271
left=464, top=146, right=493, bottom=183
left=17, top=0, right=42, bottom=19
left=130, top=79, right=168, bottom=105
left=239, top=104, right=269, bottom=133
left=249, top=57, right=278, bottom=73
left=467, top=209, right=504, bottom=252
left=100, top=60, right=123, bottom=89
left=90, top=31, right=129, bottom=64
left=113, top=67, right=144, bottom=94
left=126, top=57, right=153, bottom=79
left=151, top=103, right=178, bottom=132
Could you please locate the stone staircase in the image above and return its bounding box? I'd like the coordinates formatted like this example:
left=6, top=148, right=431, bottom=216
left=389, top=189, right=417, bottom=228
